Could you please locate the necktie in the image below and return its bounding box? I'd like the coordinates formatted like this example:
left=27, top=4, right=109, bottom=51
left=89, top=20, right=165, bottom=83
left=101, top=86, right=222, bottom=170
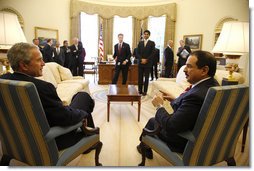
left=180, top=85, right=192, bottom=96
left=118, top=43, right=122, bottom=54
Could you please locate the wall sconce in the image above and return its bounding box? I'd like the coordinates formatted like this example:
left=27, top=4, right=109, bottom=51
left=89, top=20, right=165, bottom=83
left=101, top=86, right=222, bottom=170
left=212, top=21, right=249, bottom=80
left=0, top=11, right=27, bottom=74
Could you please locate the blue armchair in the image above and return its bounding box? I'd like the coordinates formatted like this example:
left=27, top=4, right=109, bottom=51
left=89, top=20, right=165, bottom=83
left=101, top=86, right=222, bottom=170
left=0, top=79, right=102, bottom=166
left=139, top=85, right=249, bottom=166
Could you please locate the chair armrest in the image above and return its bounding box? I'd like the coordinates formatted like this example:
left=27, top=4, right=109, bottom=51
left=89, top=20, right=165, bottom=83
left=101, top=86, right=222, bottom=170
left=142, top=121, right=161, bottom=136
left=82, top=126, right=100, bottom=135
left=177, top=131, right=196, bottom=142
left=45, top=121, right=83, bottom=142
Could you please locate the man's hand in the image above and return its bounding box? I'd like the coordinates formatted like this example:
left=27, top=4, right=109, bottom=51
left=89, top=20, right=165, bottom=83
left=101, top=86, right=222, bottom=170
left=114, top=57, right=118, bottom=61
left=122, top=61, right=127, bottom=65
left=141, top=59, right=148, bottom=64
left=152, top=95, right=164, bottom=108
left=159, top=90, right=176, bottom=102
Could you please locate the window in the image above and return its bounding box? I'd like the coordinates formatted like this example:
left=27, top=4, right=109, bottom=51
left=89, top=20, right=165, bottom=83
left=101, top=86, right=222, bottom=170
left=80, top=12, right=99, bottom=61
left=148, top=15, right=166, bottom=63
left=113, top=16, right=133, bottom=53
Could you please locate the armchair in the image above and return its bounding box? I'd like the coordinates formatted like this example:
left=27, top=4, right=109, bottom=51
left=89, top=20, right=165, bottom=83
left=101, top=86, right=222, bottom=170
left=139, top=85, right=249, bottom=166
left=0, top=79, right=102, bottom=166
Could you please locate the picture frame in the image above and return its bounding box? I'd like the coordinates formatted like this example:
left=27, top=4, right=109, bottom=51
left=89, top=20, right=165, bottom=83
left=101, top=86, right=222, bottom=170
left=183, top=34, right=203, bottom=50
left=34, top=27, right=59, bottom=47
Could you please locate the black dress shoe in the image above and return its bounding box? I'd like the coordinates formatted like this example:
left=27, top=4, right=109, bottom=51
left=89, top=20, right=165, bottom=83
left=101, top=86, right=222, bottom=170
left=150, top=79, right=153, bottom=81
left=139, top=92, right=143, bottom=95
left=142, top=92, right=147, bottom=96
left=137, top=145, right=153, bottom=159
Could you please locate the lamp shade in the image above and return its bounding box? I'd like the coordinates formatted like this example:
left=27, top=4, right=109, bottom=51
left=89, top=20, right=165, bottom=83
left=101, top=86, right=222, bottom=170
left=0, top=12, right=27, bottom=49
left=212, top=21, right=249, bottom=55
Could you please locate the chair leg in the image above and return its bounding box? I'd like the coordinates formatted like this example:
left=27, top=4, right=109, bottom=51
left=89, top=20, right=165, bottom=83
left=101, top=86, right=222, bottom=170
left=241, top=119, right=248, bottom=152
left=225, top=157, right=236, bottom=166
left=95, top=141, right=103, bottom=166
left=138, top=143, right=146, bottom=166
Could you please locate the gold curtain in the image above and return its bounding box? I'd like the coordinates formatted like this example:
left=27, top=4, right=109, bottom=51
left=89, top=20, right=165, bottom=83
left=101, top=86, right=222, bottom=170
left=70, top=0, right=177, bottom=56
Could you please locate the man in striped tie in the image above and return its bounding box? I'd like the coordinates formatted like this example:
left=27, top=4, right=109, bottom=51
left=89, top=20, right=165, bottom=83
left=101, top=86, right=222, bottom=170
left=137, top=50, right=219, bottom=159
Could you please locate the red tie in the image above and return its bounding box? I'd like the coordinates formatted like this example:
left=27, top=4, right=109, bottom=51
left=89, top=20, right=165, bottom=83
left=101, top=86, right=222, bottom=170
left=180, top=85, right=192, bottom=96
left=118, top=43, right=122, bottom=54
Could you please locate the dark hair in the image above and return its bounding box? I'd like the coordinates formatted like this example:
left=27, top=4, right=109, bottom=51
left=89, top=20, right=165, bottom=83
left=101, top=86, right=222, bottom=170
left=63, top=40, right=68, bottom=44
left=191, top=50, right=217, bottom=77
left=32, top=38, right=38, bottom=43
left=118, top=33, right=124, bottom=37
left=47, top=39, right=52, bottom=43
left=144, top=30, right=151, bottom=35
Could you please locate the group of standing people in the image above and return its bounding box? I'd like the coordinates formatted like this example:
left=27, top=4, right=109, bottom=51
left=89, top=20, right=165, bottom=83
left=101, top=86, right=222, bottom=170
left=33, top=37, right=86, bottom=76
left=112, top=30, right=192, bottom=96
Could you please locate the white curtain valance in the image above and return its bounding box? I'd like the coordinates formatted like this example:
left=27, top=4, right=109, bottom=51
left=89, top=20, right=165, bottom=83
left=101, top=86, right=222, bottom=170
left=71, top=0, right=176, bottom=20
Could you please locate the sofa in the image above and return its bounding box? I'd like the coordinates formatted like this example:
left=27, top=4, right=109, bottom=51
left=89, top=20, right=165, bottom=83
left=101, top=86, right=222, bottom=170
left=37, top=62, right=90, bottom=105
left=148, top=65, right=245, bottom=98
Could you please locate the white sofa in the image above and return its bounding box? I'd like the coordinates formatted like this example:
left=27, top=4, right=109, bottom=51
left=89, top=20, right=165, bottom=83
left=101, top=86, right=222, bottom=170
left=37, top=62, right=90, bottom=105
left=148, top=65, right=245, bottom=98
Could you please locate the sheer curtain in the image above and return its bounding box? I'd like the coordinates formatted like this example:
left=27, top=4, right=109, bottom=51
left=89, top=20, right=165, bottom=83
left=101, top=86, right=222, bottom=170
left=80, top=12, right=99, bottom=61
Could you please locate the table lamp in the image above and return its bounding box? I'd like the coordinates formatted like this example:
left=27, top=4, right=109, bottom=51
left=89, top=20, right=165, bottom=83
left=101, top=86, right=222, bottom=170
left=212, top=21, right=249, bottom=80
left=0, top=11, right=27, bottom=73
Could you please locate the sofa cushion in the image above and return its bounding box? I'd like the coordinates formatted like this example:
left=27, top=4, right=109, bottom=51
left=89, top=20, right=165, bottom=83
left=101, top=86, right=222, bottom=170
left=56, top=83, right=83, bottom=105
left=58, top=65, right=73, bottom=81
left=45, top=62, right=62, bottom=84
left=153, top=81, right=185, bottom=98
left=175, top=65, right=190, bottom=89
left=61, top=79, right=89, bottom=89
left=40, top=65, right=58, bottom=88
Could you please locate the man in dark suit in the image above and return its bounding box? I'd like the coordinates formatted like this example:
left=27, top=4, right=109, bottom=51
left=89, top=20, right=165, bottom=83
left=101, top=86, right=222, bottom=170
left=177, top=40, right=192, bottom=72
left=164, top=40, right=174, bottom=78
left=32, top=38, right=43, bottom=54
left=112, top=33, right=131, bottom=85
left=61, top=40, right=71, bottom=69
left=136, top=30, right=155, bottom=96
left=77, top=41, right=86, bottom=76
left=1, top=42, right=97, bottom=151
left=53, top=41, right=65, bottom=66
left=43, top=39, right=54, bottom=63
left=150, top=47, right=160, bottom=81
left=69, top=37, right=80, bottom=76
left=137, top=50, right=219, bottom=159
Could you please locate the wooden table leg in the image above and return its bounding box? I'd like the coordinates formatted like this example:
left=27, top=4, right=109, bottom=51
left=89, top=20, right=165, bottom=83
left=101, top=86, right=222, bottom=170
left=138, top=98, right=141, bottom=122
left=131, top=101, right=133, bottom=106
left=107, top=99, right=110, bottom=122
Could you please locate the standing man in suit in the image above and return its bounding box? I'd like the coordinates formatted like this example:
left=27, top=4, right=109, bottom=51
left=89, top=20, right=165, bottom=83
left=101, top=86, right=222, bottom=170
left=112, top=33, right=131, bottom=85
left=77, top=41, right=86, bottom=76
left=150, top=47, right=160, bottom=81
left=69, top=37, right=80, bottom=76
left=43, top=39, right=54, bottom=63
left=137, top=50, right=219, bottom=159
left=61, top=40, right=71, bottom=69
left=136, top=30, right=155, bottom=96
left=177, top=40, right=191, bottom=72
left=53, top=41, right=65, bottom=66
left=1, top=42, right=97, bottom=152
left=32, top=38, right=43, bottom=54
left=164, top=40, right=174, bottom=78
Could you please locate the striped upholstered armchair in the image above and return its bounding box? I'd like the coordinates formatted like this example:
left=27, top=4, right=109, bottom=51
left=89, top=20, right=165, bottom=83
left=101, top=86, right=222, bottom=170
left=139, top=85, right=249, bottom=166
left=0, top=79, right=102, bottom=166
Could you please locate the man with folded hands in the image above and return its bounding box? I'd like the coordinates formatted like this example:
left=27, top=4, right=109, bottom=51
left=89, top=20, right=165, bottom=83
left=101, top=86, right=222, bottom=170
left=137, top=50, right=219, bottom=159
left=0, top=42, right=97, bottom=152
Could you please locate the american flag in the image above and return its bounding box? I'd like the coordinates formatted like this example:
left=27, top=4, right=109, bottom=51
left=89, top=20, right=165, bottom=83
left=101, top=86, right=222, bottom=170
left=99, top=23, right=104, bottom=60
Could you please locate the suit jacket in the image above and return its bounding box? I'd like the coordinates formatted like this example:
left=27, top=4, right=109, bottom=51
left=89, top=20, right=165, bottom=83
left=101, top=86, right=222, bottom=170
left=152, top=48, right=160, bottom=65
left=164, top=46, right=174, bottom=67
left=0, top=72, right=88, bottom=127
left=136, top=40, right=155, bottom=67
left=43, top=43, right=54, bottom=62
left=155, top=78, right=219, bottom=151
left=53, top=47, right=65, bottom=66
left=61, top=46, right=71, bottom=68
left=113, top=42, right=131, bottom=66
left=69, top=44, right=80, bottom=65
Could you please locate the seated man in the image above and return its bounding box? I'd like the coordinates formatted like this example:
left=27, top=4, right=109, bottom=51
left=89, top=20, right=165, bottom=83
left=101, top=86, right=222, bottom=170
left=137, top=50, right=219, bottom=159
left=0, top=43, right=96, bottom=151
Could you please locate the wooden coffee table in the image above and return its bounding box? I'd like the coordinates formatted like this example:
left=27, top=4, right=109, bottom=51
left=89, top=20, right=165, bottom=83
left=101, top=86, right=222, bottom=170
left=107, top=84, right=141, bottom=122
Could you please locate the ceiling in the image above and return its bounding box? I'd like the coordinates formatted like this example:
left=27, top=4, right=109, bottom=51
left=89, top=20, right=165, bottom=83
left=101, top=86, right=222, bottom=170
left=80, top=0, right=179, bottom=6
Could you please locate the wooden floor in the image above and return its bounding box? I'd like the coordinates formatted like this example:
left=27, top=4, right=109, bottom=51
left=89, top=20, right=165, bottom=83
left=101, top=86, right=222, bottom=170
left=67, top=75, right=249, bottom=166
